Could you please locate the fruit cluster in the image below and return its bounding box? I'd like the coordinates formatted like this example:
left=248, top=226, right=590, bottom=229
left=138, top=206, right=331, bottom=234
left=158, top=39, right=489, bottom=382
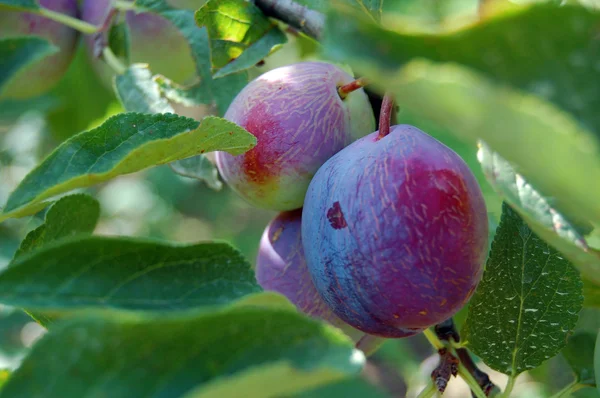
left=220, top=62, right=489, bottom=346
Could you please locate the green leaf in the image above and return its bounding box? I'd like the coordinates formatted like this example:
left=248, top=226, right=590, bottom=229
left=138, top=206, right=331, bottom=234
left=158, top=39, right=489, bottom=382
left=323, top=3, right=600, bottom=133
left=465, top=203, right=583, bottom=376
left=562, top=332, right=597, bottom=386
left=196, top=0, right=287, bottom=78
left=573, top=387, right=600, bottom=398
left=583, top=278, right=600, bottom=308
left=0, top=37, right=57, bottom=94
left=0, top=112, right=256, bottom=222
left=108, top=19, right=131, bottom=64
left=293, top=378, right=388, bottom=398
left=13, top=194, right=100, bottom=260
left=0, top=370, right=9, bottom=391
left=478, top=144, right=600, bottom=284
left=0, top=236, right=260, bottom=311
left=47, top=45, right=119, bottom=142
left=0, top=307, right=363, bottom=398
left=0, top=0, right=39, bottom=11
left=115, top=64, right=174, bottom=114
left=169, top=155, right=223, bottom=190
left=135, top=0, right=248, bottom=115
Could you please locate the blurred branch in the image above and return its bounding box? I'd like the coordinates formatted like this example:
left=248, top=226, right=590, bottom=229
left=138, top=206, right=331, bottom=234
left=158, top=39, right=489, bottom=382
left=253, top=0, right=325, bottom=39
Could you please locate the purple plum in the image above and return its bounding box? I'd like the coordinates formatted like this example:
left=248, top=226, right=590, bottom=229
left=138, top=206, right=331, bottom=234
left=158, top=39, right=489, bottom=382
left=256, top=210, right=385, bottom=348
left=302, top=125, right=488, bottom=338
left=216, top=62, right=375, bottom=211
left=0, top=0, right=79, bottom=99
left=81, top=0, right=204, bottom=86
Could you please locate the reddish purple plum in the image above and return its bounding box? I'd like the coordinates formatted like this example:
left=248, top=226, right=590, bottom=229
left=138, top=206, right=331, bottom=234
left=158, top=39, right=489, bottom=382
left=216, top=62, right=375, bottom=211
left=0, top=0, right=79, bottom=99
left=82, top=0, right=204, bottom=86
left=302, top=125, right=488, bottom=338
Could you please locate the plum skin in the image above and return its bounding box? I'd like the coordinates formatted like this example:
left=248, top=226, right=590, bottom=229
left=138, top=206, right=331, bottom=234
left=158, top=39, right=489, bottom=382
left=0, top=0, right=79, bottom=99
left=302, top=125, right=488, bottom=338
left=81, top=0, right=203, bottom=86
left=216, top=62, right=375, bottom=211
left=256, top=210, right=368, bottom=343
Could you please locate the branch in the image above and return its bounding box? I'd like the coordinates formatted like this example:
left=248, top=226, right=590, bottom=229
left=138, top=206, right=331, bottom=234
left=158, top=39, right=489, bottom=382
left=253, top=0, right=325, bottom=39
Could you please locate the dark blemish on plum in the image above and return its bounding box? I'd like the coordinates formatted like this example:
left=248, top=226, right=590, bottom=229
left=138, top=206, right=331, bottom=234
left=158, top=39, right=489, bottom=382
left=327, top=201, right=348, bottom=229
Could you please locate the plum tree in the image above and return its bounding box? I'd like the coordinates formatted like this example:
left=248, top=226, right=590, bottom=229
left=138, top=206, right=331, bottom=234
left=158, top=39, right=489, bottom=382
left=256, top=210, right=367, bottom=342
left=216, top=62, right=375, bottom=211
left=302, top=124, right=488, bottom=338
left=81, top=0, right=204, bottom=86
left=0, top=0, right=79, bottom=99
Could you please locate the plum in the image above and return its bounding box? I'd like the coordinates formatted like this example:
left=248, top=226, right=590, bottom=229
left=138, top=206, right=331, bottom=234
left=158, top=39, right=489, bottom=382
left=302, top=124, right=488, bottom=338
left=81, top=0, right=204, bottom=86
left=0, top=0, right=79, bottom=99
left=216, top=62, right=375, bottom=211
left=256, top=210, right=389, bottom=353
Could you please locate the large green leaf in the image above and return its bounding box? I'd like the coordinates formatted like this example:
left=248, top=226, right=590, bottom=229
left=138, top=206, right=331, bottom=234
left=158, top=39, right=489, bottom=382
left=0, top=307, right=363, bottom=398
left=562, top=332, right=597, bottom=386
left=323, top=3, right=600, bottom=134
left=196, top=0, right=287, bottom=78
left=0, top=37, right=57, bottom=94
left=478, top=144, right=600, bottom=284
left=0, top=112, right=256, bottom=222
left=0, top=236, right=260, bottom=311
left=596, top=332, right=600, bottom=395
left=13, top=194, right=100, bottom=259
left=135, top=0, right=248, bottom=115
left=465, top=203, right=583, bottom=376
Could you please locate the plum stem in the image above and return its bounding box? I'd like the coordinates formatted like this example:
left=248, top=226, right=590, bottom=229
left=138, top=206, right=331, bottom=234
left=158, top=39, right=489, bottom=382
left=38, top=8, right=98, bottom=34
left=354, top=334, right=385, bottom=356
left=113, top=0, right=137, bottom=11
left=338, top=78, right=369, bottom=99
left=416, top=381, right=437, bottom=398
left=376, top=93, right=394, bottom=140
left=102, top=47, right=127, bottom=75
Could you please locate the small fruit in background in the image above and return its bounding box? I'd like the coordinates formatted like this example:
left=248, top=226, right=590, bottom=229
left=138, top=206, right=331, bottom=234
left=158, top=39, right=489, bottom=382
left=81, top=0, right=205, bottom=87
left=216, top=61, right=375, bottom=211
left=0, top=0, right=79, bottom=99
left=302, top=123, right=488, bottom=338
left=256, top=210, right=367, bottom=343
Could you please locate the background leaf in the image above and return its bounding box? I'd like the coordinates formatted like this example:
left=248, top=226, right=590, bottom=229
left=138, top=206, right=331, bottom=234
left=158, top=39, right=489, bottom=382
left=0, top=307, right=363, bottom=398
left=196, top=0, right=287, bottom=78
left=596, top=332, right=600, bottom=394
left=135, top=0, right=249, bottom=115
left=562, top=332, right=597, bottom=386
left=169, top=155, right=222, bottom=190
left=13, top=194, right=100, bottom=259
left=465, top=203, right=583, bottom=376
left=293, top=378, right=388, bottom=398
left=478, top=143, right=600, bottom=284
left=0, top=37, right=57, bottom=94
left=324, top=3, right=600, bottom=134
left=115, top=64, right=174, bottom=114
left=0, top=112, right=256, bottom=221
left=583, top=278, right=600, bottom=308
left=0, top=236, right=260, bottom=311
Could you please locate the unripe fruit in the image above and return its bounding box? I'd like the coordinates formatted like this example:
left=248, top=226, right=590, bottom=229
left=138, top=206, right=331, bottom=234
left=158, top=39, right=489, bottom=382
left=256, top=210, right=366, bottom=342
left=302, top=125, right=488, bottom=338
left=0, top=0, right=79, bottom=99
left=82, top=0, right=204, bottom=86
left=216, top=62, right=376, bottom=211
